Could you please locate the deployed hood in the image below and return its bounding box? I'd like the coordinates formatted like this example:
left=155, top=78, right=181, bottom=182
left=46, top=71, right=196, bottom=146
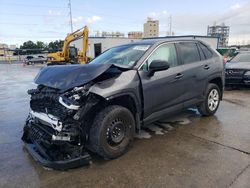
left=34, top=64, right=126, bottom=92
left=226, top=62, right=250, bottom=69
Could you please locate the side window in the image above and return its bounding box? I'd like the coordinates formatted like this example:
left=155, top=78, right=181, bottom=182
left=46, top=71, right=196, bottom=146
left=197, top=44, right=206, bottom=60
left=177, top=42, right=200, bottom=64
left=199, top=43, right=213, bottom=59
left=143, top=43, right=178, bottom=70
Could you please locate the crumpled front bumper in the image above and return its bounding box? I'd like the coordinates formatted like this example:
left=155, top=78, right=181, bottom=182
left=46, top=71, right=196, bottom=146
left=22, top=119, right=91, bottom=170
left=23, top=142, right=91, bottom=170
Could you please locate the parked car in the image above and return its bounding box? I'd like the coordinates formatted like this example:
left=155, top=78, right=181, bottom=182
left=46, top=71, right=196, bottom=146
left=23, top=55, right=47, bottom=65
left=225, top=51, right=250, bottom=86
left=22, top=39, right=224, bottom=169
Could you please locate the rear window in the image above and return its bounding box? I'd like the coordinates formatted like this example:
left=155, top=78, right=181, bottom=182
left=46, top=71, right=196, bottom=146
left=199, top=43, right=213, bottom=59
left=26, top=56, right=34, bottom=59
left=177, top=42, right=200, bottom=64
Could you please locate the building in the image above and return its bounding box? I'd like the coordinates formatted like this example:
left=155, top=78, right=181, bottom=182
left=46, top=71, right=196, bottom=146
left=143, top=17, right=159, bottom=38
left=144, top=35, right=219, bottom=49
left=72, top=37, right=140, bottom=58
left=128, top=31, right=143, bottom=39
left=72, top=35, right=219, bottom=60
left=207, top=23, right=230, bottom=47
left=101, top=31, right=125, bottom=38
left=0, top=43, right=15, bottom=56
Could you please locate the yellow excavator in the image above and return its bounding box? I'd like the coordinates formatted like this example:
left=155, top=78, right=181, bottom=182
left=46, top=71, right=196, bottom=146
left=47, top=26, right=89, bottom=65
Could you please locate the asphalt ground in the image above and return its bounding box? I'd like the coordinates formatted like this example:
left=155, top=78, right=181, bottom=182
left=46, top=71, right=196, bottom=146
left=0, top=63, right=249, bottom=188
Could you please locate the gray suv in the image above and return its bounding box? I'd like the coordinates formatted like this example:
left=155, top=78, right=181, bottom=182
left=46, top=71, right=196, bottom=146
left=22, top=39, right=224, bottom=169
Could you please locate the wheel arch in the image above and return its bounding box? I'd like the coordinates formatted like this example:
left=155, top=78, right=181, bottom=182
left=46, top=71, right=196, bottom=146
left=106, top=93, right=141, bottom=131
left=208, top=77, right=224, bottom=100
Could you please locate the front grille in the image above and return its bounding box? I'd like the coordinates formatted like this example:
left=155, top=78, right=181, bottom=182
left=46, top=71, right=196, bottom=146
left=30, top=87, right=70, bottom=120
left=28, top=122, right=54, bottom=143
left=225, top=69, right=245, bottom=78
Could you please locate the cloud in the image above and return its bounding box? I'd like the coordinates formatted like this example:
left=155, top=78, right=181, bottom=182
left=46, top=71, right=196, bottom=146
left=86, top=16, right=102, bottom=24
left=48, top=10, right=62, bottom=16
left=71, top=15, right=102, bottom=25
left=72, top=16, right=84, bottom=23
left=148, top=11, right=169, bottom=19
left=44, top=10, right=62, bottom=23
left=230, top=3, right=241, bottom=10
left=148, top=1, right=250, bottom=45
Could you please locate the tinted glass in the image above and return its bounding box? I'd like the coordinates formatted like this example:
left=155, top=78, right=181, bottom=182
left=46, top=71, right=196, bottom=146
left=90, top=44, right=151, bottom=68
left=230, top=53, right=250, bottom=62
left=178, top=42, right=200, bottom=64
left=142, top=43, right=178, bottom=70
left=197, top=44, right=206, bottom=60
left=200, top=43, right=213, bottom=59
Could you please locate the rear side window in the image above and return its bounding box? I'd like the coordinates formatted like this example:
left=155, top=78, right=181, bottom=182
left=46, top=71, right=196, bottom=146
left=197, top=45, right=206, bottom=60
left=177, top=42, right=200, bottom=64
left=199, top=43, right=213, bottom=59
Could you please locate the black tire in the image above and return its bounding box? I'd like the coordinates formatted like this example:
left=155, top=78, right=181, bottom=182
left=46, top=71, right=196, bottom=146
left=88, top=105, right=135, bottom=159
left=198, top=83, right=221, bottom=116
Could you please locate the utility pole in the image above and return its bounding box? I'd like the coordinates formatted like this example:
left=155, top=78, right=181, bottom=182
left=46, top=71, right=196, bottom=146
left=68, top=0, right=73, bottom=32
left=169, top=15, right=172, bottom=36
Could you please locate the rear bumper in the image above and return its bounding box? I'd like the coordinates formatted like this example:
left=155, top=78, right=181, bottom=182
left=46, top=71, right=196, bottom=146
left=23, top=142, right=91, bottom=170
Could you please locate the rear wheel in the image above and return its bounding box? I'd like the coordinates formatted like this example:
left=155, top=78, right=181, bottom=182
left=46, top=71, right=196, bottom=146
left=88, top=105, right=135, bottom=159
left=198, top=83, right=221, bottom=116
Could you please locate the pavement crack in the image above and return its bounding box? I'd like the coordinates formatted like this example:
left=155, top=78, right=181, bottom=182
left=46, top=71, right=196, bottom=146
left=187, top=133, right=250, bottom=155
left=226, top=163, right=250, bottom=188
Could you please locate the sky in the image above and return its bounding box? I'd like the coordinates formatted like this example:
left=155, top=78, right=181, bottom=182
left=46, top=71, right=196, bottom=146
left=1, top=0, right=250, bottom=46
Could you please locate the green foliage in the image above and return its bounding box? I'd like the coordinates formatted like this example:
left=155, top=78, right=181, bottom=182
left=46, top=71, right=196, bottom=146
left=20, top=41, right=37, bottom=49
left=48, top=40, right=64, bottom=52
left=19, top=40, right=64, bottom=54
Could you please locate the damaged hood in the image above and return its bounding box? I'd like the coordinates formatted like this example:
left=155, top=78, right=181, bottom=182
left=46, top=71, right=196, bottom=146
left=34, top=64, right=125, bottom=92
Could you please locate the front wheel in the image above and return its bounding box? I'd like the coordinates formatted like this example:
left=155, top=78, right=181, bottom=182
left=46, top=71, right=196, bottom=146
left=198, top=83, right=221, bottom=116
left=88, top=105, right=135, bottom=159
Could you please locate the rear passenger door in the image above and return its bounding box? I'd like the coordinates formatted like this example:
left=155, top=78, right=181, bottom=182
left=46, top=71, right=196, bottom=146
left=175, top=42, right=207, bottom=104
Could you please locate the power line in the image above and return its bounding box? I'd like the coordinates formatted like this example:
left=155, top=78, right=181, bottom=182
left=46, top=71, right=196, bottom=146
left=0, top=12, right=67, bottom=17
left=0, top=22, right=57, bottom=26
left=1, top=2, right=67, bottom=9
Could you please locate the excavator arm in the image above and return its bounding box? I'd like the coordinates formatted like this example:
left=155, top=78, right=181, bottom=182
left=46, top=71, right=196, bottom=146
left=47, top=26, right=89, bottom=65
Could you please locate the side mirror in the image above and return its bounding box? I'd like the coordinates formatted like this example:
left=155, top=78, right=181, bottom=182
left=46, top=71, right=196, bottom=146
left=148, top=60, right=170, bottom=77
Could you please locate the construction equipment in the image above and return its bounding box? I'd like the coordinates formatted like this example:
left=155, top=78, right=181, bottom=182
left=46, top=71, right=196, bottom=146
left=47, top=26, right=89, bottom=65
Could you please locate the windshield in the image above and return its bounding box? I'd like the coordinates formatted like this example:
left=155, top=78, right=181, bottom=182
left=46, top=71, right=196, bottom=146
left=230, top=53, right=250, bottom=62
left=90, top=44, right=151, bottom=67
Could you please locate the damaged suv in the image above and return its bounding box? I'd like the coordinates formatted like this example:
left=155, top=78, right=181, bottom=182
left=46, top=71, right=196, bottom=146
left=22, top=39, right=224, bottom=170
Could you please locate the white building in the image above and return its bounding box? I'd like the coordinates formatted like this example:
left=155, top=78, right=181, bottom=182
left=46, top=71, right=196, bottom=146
left=72, top=35, right=218, bottom=59
left=72, top=37, right=140, bottom=59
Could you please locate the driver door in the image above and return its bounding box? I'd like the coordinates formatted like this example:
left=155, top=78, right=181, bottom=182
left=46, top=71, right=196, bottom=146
left=139, top=43, right=186, bottom=120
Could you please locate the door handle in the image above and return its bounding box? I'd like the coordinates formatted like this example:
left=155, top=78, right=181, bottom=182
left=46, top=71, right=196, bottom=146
left=175, top=73, right=183, bottom=79
left=204, top=65, right=210, bottom=70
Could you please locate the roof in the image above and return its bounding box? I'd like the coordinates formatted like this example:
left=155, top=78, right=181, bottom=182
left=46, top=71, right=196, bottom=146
left=123, top=38, right=207, bottom=46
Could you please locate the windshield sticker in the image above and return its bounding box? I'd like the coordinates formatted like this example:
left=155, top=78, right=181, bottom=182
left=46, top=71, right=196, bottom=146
left=133, top=45, right=150, bottom=51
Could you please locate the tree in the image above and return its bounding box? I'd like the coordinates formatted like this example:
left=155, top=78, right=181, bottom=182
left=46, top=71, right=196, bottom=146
left=36, top=41, right=46, bottom=49
left=48, top=40, right=64, bottom=52
left=20, top=40, right=37, bottom=49
left=18, top=40, right=64, bottom=54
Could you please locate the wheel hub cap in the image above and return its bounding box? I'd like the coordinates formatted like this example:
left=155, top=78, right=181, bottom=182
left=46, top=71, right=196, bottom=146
left=107, top=119, right=125, bottom=146
left=208, top=89, right=219, bottom=111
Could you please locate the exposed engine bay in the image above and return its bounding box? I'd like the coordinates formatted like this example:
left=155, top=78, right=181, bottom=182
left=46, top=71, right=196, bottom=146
left=22, top=64, right=127, bottom=170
